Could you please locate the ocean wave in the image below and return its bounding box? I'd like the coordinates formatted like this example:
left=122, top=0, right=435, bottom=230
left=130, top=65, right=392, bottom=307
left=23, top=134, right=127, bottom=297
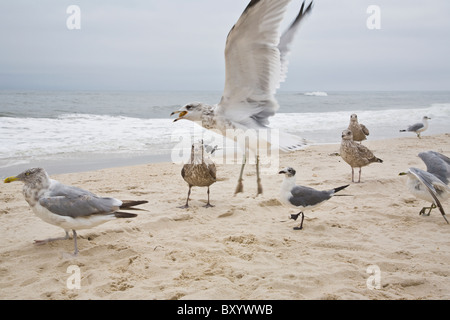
left=1, top=104, right=449, bottom=167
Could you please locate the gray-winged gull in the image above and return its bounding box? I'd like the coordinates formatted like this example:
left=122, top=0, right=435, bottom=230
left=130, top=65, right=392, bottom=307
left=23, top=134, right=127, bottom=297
left=400, top=116, right=431, bottom=138
left=279, top=167, right=349, bottom=230
left=180, top=140, right=217, bottom=208
left=340, top=129, right=383, bottom=183
left=399, top=151, right=450, bottom=224
left=171, top=0, right=313, bottom=196
left=347, top=113, right=369, bottom=143
left=4, top=167, right=148, bottom=255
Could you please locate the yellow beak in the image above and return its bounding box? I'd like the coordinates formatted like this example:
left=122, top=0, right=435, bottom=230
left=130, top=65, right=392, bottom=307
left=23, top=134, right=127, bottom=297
left=4, top=176, right=19, bottom=183
left=170, top=110, right=188, bottom=122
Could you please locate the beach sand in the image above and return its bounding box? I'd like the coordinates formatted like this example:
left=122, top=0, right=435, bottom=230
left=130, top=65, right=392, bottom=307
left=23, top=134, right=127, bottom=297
left=1, top=134, right=449, bottom=300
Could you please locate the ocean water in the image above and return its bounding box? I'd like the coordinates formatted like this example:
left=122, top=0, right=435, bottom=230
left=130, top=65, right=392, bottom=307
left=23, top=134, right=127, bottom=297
left=1, top=90, right=449, bottom=177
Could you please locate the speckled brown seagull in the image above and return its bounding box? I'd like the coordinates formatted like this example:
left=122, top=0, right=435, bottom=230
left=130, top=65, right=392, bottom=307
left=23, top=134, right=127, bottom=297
left=171, top=0, right=313, bottom=196
left=340, top=129, right=383, bottom=183
left=4, top=168, right=148, bottom=255
left=347, top=114, right=369, bottom=143
left=179, top=140, right=217, bottom=208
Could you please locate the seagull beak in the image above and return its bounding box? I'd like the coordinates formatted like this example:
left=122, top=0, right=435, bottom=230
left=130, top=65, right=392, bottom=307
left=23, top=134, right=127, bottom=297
left=278, top=170, right=286, bottom=174
left=171, top=110, right=188, bottom=122
left=398, top=172, right=407, bottom=176
left=4, top=176, right=18, bottom=183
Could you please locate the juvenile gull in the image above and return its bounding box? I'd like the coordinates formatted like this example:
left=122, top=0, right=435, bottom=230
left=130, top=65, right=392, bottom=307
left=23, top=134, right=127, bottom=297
left=340, top=129, right=383, bottom=183
left=171, top=0, right=313, bottom=196
left=400, top=116, right=431, bottom=138
left=4, top=168, right=148, bottom=255
left=347, top=113, right=369, bottom=143
left=279, top=167, right=349, bottom=230
left=399, top=151, right=450, bottom=224
left=179, top=141, right=217, bottom=208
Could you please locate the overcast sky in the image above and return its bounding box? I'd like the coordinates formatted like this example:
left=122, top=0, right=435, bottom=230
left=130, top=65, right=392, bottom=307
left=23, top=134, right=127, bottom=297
left=0, top=0, right=449, bottom=91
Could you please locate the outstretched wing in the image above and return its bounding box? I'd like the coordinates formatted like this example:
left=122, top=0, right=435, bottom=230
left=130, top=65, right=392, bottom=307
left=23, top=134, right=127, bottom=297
left=419, top=151, right=450, bottom=184
left=278, top=1, right=313, bottom=84
left=217, top=0, right=311, bottom=128
left=409, top=168, right=449, bottom=224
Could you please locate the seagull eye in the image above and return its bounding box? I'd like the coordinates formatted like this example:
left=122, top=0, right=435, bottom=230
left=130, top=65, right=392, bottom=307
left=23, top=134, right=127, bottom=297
left=186, top=105, right=192, bottom=110
left=25, top=172, right=30, bottom=176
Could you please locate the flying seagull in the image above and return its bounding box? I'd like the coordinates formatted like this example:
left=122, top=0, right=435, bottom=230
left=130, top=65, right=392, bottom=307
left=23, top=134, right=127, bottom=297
left=399, top=151, right=450, bottom=224
left=400, top=116, right=431, bottom=138
left=179, top=140, right=217, bottom=208
left=4, top=168, right=148, bottom=255
left=171, top=0, right=313, bottom=196
left=347, top=113, right=369, bottom=143
left=340, top=129, right=383, bottom=183
left=279, top=167, right=349, bottom=230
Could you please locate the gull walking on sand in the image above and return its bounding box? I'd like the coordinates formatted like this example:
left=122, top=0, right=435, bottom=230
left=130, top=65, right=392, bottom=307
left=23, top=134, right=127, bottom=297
left=340, top=129, right=383, bottom=183
left=399, top=151, right=450, bottom=224
left=400, top=116, right=431, bottom=138
left=4, top=168, right=148, bottom=255
left=347, top=113, right=369, bottom=143
left=179, top=140, right=217, bottom=208
left=278, top=167, right=349, bottom=230
left=171, top=0, right=313, bottom=196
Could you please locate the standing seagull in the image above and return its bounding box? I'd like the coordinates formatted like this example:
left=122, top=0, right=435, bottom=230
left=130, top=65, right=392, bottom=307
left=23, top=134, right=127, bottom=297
left=171, top=0, right=313, bottom=195
left=399, top=151, right=450, bottom=224
left=4, top=168, right=148, bottom=255
left=179, top=140, right=217, bottom=208
left=347, top=113, right=369, bottom=143
left=340, top=129, right=383, bottom=183
left=400, top=116, right=431, bottom=138
left=279, top=167, right=349, bottom=230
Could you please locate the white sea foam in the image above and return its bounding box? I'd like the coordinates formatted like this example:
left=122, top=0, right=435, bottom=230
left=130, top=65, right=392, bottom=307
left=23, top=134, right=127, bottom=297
left=304, top=91, right=328, bottom=96
left=1, top=103, right=449, bottom=170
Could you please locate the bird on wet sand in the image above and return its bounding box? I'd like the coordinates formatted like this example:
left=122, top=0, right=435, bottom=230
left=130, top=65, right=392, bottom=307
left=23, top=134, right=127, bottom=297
left=340, top=129, right=383, bottom=183
left=399, top=151, right=450, bottom=224
left=179, top=140, right=217, bottom=208
left=347, top=113, right=369, bottom=143
left=278, top=167, right=349, bottom=230
left=400, top=116, right=431, bottom=138
left=171, top=0, right=313, bottom=196
left=4, top=167, right=148, bottom=255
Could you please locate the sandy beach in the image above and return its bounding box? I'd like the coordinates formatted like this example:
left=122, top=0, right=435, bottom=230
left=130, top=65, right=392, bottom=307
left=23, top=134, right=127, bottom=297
left=0, top=133, right=449, bottom=300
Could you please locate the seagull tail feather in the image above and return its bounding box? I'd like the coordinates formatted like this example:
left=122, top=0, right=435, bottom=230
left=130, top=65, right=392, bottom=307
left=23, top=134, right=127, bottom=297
left=333, top=185, right=350, bottom=194
left=120, top=200, right=148, bottom=209
left=114, top=212, right=138, bottom=219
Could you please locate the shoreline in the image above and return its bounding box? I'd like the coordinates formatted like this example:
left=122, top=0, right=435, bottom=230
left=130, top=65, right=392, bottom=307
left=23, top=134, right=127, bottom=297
left=3, top=132, right=447, bottom=178
left=1, top=133, right=449, bottom=299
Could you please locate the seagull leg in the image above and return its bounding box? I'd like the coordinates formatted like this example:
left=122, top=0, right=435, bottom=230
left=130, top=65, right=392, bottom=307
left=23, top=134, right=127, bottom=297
left=358, top=167, right=362, bottom=183
left=234, top=154, right=246, bottom=195
left=351, top=168, right=354, bottom=183
left=420, top=203, right=436, bottom=216
left=256, top=155, right=263, bottom=195
left=293, top=212, right=305, bottom=230
left=178, top=185, right=192, bottom=209
left=34, top=230, right=70, bottom=245
left=72, top=230, right=79, bottom=256
left=203, top=186, right=214, bottom=208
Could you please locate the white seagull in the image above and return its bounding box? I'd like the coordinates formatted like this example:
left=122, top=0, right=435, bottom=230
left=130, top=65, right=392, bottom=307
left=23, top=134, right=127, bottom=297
left=4, top=168, right=148, bottom=255
left=399, top=151, right=450, bottom=224
left=400, top=116, right=431, bottom=138
left=171, top=0, right=313, bottom=195
left=279, top=167, right=349, bottom=230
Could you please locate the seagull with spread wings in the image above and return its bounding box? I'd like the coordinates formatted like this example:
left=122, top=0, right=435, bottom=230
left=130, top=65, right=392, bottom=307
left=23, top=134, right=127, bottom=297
left=171, top=0, right=313, bottom=195
left=399, top=151, right=450, bottom=224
